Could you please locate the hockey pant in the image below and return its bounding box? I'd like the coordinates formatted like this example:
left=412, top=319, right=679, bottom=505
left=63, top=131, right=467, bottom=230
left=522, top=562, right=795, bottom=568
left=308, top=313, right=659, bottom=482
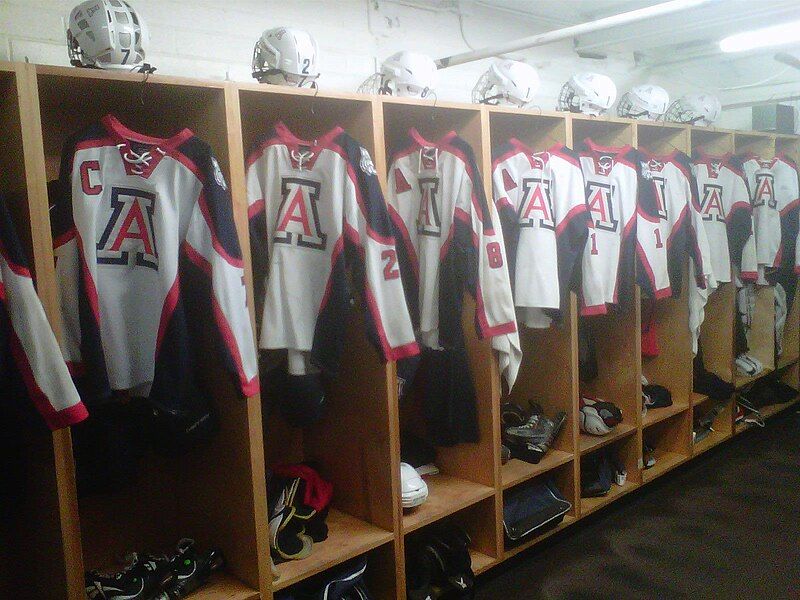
left=416, top=345, right=479, bottom=447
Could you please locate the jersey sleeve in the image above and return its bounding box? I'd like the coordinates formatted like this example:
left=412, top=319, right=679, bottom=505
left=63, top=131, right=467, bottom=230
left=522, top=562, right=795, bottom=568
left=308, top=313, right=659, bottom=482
left=181, top=144, right=259, bottom=397
left=1, top=197, right=87, bottom=430
left=340, top=139, right=420, bottom=362
left=687, top=170, right=714, bottom=288
left=491, top=147, right=521, bottom=289
left=635, top=155, right=672, bottom=299
left=52, top=134, right=84, bottom=373
left=553, top=151, right=590, bottom=305
left=727, top=162, right=758, bottom=281
left=245, top=144, right=270, bottom=324
left=454, top=142, right=521, bottom=389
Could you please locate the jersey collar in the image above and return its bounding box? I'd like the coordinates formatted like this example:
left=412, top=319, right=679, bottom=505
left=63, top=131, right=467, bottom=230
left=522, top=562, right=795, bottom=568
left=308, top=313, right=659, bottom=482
left=101, top=115, right=194, bottom=178
left=408, top=128, right=457, bottom=149
left=273, top=121, right=343, bottom=170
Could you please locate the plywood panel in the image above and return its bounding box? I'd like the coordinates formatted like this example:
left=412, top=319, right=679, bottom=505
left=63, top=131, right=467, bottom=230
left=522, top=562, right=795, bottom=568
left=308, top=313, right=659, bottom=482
left=699, top=283, right=736, bottom=382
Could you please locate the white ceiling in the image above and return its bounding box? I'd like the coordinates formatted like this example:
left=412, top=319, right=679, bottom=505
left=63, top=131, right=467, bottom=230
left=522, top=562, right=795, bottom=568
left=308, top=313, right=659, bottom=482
left=472, top=0, right=800, bottom=106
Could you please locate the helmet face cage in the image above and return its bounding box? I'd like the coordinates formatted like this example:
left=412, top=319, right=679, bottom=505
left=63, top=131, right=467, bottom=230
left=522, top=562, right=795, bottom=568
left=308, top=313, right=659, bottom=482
left=557, top=82, right=579, bottom=112
left=665, top=99, right=702, bottom=125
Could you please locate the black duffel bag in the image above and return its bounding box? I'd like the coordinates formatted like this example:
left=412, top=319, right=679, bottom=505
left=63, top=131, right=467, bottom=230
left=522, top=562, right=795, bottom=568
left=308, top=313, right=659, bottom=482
left=503, top=479, right=571, bottom=545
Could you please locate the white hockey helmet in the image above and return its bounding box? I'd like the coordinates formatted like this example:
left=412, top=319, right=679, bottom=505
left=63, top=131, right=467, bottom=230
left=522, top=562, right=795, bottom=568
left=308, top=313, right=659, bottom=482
left=557, top=72, right=617, bottom=116
left=252, top=27, right=319, bottom=87
left=664, top=93, right=722, bottom=126
left=358, top=51, right=438, bottom=98
left=67, top=0, right=150, bottom=71
left=472, top=59, right=540, bottom=107
left=617, top=84, right=670, bottom=120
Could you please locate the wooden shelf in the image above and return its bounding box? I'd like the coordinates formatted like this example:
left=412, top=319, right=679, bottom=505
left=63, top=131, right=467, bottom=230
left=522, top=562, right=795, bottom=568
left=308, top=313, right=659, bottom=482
left=580, top=481, right=640, bottom=517
left=777, top=355, right=799, bottom=370
left=643, top=402, right=689, bottom=428
left=735, top=367, right=773, bottom=390
left=503, top=515, right=577, bottom=560
left=469, top=549, right=498, bottom=575
left=501, top=451, right=573, bottom=490
left=692, top=429, right=731, bottom=455
left=642, top=451, right=687, bottom=484
left=691, top=392, right=709, bottom=406
left=273, top=509, right=393, bottom=591
left=402, top=474, right=495, bottom=534
left=735, top=399, right=799, bottom=434
left=187, top=573, right=260, bottom=600
left=579, top=423, right=637, bottom=455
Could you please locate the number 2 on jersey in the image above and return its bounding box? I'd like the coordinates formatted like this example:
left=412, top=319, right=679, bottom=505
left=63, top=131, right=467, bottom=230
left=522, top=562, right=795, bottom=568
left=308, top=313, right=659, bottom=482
left=381, top=249, right=400, bottom=280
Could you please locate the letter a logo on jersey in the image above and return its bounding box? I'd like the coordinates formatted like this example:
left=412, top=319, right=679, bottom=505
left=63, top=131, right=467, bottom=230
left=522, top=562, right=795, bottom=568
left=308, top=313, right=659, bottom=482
left=275, top=178, right=326, bottom=250
left=417, top=177, right=441, bottom=237
left=651, top=176, right=668, bottom=220
left=97, top=187, right=158, bottom=270
left=754, top=173, right=776, bottom=209
left=519, top=177, right=554, bottom=230
left=700, top=184, right=725, bottom=222
left=586, top=181, right=618, bottom=232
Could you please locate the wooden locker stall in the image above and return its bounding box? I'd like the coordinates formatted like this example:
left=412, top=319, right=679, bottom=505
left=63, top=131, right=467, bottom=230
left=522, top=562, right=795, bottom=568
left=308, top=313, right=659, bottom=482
left=635, top=122, right=693, bottom=475
left=377, top=99, right=503, bottom=585
left=30, top=66, right=268, bottom=599
left=0, top=61, right=81, bottom=600
left=235, top=85, right=399, bottom=599
left=569, top=117, right=642, bottom=495
left=486, top=108, right=579, bottom=510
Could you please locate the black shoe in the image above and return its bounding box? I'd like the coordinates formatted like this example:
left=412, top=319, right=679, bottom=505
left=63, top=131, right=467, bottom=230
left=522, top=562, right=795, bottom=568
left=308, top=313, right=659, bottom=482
left=85, top=553, right=173, bottom=600
left=156, top=539, right=225, bottom=599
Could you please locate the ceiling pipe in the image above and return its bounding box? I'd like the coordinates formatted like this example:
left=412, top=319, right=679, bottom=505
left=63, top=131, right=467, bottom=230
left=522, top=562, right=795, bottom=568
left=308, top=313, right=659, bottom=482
left=435, top=0, right=719, bottom=68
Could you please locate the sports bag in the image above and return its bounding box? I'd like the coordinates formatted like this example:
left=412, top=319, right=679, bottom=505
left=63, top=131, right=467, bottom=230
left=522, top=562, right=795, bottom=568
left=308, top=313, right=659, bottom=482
left=503, top=479, right=571, bottom=544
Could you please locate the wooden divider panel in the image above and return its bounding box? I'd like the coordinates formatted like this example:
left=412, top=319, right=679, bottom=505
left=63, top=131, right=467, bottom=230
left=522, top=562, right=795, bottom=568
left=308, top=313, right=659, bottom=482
left=34, top=66, right=263, bottom=594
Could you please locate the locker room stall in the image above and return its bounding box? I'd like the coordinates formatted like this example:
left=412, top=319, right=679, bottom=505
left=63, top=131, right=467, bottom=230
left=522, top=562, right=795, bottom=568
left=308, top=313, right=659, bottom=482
left=235, top=84, right=400, bottom=597
left=378, top=99, right=503, bottom=579
left=3, top=62, right=798, bottom=600
left=569, top=117, right=643, bottom=507
left=31, top=65, right=267, bottom=599
left=0, top=62, right=80, bottom=600
left=637, top=122, right=694, bottom=477
left=487, top=108, right=580, bottom=501
left=732, top=132, right=777, bottom=388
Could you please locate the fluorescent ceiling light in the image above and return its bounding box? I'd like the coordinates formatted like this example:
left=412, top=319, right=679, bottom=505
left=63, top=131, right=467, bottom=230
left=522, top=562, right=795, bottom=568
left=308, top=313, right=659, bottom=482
left=720, top=20, right=800, bottom=53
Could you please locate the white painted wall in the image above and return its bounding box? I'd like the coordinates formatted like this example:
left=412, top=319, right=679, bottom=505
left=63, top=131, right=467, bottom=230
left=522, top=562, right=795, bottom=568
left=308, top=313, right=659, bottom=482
left=0, top=0, right=778, bottom=130
left=0, top=1, right=664, bottom=106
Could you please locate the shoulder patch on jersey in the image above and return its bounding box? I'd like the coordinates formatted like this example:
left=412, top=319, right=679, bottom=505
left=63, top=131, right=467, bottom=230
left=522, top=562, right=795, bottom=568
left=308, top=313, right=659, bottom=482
left=640, top=161, right=653, bottom=180
left=359, top=147, right=376, bottom=176
left=394, top=169, right=412, bottom=194
left=502, top=168, right=517, bottom=191
left=212, top=156, right=227, bottom=190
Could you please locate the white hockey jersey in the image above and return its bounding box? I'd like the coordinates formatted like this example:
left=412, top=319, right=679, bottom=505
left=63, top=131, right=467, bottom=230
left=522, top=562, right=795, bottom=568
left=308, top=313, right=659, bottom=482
left=246, top=122, right=419, bottom=375
left=640, top=150, right=712, bottom=294
left=741, top=154, right=800, bottom=272
left=492, top=139, right=589, bottom=327
left=387, top=129, right=520, bottom=388
left=691, top=153, right=758, bottom=284
left=577, top=139, right=671, bottom=315
left=52, top=115, right=259, bottom=416
left=1, top=196, right=86, bottom=430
